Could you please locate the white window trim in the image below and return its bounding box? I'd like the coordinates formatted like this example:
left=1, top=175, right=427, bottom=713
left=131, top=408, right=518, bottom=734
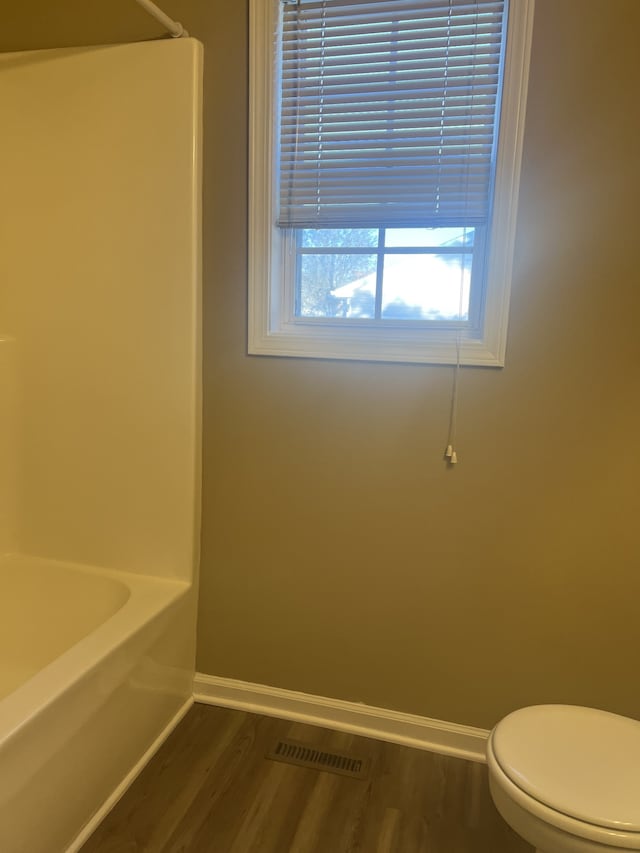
left=248, top=0, right=535, bottom=367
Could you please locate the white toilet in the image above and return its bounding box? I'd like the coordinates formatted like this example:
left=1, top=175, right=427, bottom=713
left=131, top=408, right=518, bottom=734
left=486, top=704, right=640, bottom=853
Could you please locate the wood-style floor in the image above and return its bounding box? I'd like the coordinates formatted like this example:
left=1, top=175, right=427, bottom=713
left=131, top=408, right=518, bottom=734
left=81, top=704, right=533, bottom=853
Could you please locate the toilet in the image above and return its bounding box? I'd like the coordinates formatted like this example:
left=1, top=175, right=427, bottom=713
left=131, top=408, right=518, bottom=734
left=486, top=705, right=640, bottom=853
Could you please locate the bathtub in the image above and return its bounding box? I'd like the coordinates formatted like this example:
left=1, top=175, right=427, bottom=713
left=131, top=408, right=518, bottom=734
left=0, top=554, right=195, bottom=853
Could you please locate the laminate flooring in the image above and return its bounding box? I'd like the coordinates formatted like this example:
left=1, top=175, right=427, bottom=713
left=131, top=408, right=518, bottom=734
left=81, top=704, right=533, bottom=853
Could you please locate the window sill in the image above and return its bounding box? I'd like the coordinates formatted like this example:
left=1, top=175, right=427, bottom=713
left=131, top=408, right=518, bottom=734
left=248, top=323, right=506, bottom=367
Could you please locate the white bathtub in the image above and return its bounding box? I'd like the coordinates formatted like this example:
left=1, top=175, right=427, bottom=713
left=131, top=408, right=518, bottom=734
left=0, top=554, right=195, bottom=853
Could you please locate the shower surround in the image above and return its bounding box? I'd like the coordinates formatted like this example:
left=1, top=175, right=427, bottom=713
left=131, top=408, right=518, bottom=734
left=0, top=38, right=202, bottom=852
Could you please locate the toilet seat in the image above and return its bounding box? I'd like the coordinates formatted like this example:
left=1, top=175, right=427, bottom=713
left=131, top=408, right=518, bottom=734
left=487, top=705, right=640, bottom=850
left=492, top=705, right=640, bottom=830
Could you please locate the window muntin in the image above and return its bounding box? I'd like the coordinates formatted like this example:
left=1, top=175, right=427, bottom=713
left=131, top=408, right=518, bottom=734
left=293, top=226, right=481, bottom=325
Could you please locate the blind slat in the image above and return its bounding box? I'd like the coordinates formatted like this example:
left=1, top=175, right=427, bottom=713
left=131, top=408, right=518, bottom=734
left=278, top=0, right=507, bottom=228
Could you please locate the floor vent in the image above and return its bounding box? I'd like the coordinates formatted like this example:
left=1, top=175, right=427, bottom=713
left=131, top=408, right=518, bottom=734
left=266, top=739, right=370, bottom=779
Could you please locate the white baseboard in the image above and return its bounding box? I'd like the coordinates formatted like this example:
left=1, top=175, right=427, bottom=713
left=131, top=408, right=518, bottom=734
left=66, top=696, right=194, bottom=853
left=193, top=673, right=489, bottom=764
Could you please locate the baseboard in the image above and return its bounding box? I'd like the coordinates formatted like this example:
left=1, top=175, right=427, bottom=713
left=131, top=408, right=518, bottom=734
left=193, top=673, right=489, bottom=763
left=66, top=696, right=194, bottom=853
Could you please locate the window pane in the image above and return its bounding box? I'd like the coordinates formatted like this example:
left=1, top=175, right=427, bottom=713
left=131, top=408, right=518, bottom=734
left=381, top=254, right=471, bottom=321
left=300, top=229, right=378, bottom=249
left=299, top=253, right=377, bottom=318
left=384, top=228, right=474, bottom=248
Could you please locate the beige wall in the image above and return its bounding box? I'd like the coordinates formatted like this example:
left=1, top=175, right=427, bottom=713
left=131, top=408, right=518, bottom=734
left=3, top=1, right=640, bottom=730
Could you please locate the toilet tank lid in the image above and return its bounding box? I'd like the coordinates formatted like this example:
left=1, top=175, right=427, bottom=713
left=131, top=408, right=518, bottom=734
left=491, top=704, right=640, bottom=832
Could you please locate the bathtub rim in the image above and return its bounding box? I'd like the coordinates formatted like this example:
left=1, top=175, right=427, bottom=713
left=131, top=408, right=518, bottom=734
left=0, top=551, right=191, bottom=751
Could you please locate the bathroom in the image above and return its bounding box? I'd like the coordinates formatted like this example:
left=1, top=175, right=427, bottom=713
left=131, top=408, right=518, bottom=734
left=1, top=0, right=639, bottom=851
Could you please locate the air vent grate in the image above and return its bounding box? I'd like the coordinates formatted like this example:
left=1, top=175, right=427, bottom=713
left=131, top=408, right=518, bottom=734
left=266, top=738, right=369, bottom=779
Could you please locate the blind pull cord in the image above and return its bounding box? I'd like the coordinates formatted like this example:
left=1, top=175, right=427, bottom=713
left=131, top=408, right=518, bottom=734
left=444, top=0, right=480, bottom=468
left=445, top=331, right=461, bottom=466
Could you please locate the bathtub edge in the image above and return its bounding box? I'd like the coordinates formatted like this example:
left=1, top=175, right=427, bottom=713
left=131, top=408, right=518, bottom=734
left=65, top=694, right=195, bottom=853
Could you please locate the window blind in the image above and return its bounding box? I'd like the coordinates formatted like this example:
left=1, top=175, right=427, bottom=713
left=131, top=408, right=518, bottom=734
left=277, top=0, right=507, bottom=229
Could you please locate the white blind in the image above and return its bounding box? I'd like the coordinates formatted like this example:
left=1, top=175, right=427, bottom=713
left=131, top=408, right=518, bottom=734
left=277, top=0, right=506, bottom=228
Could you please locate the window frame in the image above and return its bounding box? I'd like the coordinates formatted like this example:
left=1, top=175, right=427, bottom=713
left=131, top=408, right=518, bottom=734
left=248, top=0, right=535, bottom=366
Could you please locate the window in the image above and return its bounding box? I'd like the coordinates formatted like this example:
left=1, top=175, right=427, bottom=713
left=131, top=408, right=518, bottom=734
left=249, top=0, right=534, bottom=365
